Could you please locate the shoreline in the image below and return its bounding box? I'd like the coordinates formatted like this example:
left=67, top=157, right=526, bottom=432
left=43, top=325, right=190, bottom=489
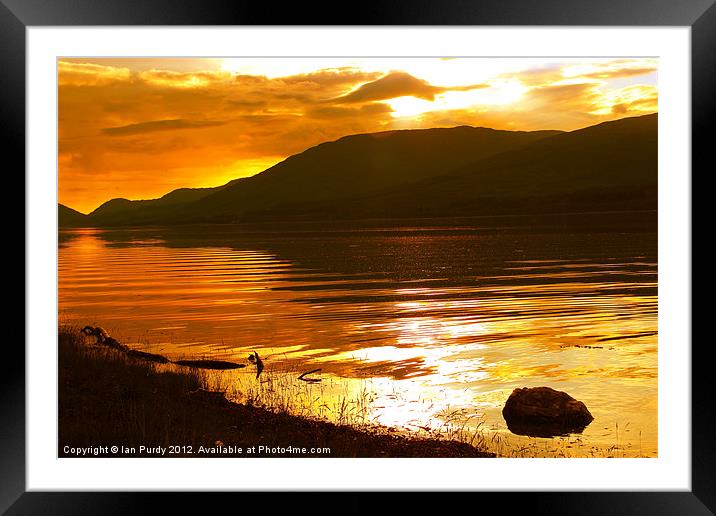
left=60, top=208, right=657, bottom=231
left=58, top=326, right=494, bottom=458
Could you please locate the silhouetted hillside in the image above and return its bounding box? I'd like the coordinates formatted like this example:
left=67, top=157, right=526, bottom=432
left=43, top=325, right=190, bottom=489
left=62, top=115, right=657, bottom=227
left=247, top=114, right=657, bottom=220
left=178, top=126, right=561, bottom=223
left=88, top=180, right=246, bottom=226
left=58, top=204, right=89, bottom=227
left=73, top=126, right=559, bottom=226
left=388, top=113, right=658, bottom=216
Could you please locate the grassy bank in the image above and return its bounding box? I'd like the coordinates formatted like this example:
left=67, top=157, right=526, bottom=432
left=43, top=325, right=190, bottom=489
left=58, top=326, right=494, bottom=458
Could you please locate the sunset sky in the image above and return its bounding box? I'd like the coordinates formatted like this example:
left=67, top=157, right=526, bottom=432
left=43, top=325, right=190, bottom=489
left=58, top=57, right=657, bottom=213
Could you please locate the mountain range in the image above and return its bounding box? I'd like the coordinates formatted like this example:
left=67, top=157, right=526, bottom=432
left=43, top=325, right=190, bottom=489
left=59, top=113, right=656, bottom=227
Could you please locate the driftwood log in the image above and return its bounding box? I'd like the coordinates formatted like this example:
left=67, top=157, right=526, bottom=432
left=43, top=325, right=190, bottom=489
left=81, top=325, right=244, bottom=370
left=174, top=359, right=246, bottom=370
left=298, top=368, right=322, bottom=383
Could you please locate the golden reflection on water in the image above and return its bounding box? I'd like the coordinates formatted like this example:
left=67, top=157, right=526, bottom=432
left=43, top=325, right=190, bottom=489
left=59, top=225, right=657, bottom=457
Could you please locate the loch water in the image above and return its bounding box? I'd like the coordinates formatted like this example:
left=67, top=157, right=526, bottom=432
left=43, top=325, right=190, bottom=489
left=59, top=212, right=658, bottom=457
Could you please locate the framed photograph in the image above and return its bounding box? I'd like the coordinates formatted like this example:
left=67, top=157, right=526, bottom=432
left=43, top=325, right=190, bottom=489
left=8, top=0, right=712, bottom=512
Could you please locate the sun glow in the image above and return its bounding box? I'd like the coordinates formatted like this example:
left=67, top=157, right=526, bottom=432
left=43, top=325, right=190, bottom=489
left=387, top=80, right=528, bottom=118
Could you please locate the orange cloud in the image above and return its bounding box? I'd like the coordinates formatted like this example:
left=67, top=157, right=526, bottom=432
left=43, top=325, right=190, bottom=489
left=138, top=69, right=232, bottom=88
left=102, top=119, right=227, bottom=136
left=58, top=61, right=131, bottom=86
left=306, top=103, right=393, bottom=119
left=281, top=68, right=382, bottom=87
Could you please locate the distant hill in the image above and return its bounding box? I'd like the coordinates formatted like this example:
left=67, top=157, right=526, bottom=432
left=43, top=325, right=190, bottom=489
left=177, top=126, right=562, bottom=223
left=58, top=203, right=89, bottom=227
left=64, top=126, right=559, bottom=227
left=60, top=114, right=657, bottom=227
left=86, top=180, right=246, bottom=226
left=246, top=114, right=658, bottom=220
left=389, top=112, right=658, bottom=217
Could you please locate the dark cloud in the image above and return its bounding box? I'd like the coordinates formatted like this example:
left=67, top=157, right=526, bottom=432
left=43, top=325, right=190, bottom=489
left=333, top=72, right=487, bottom=103
left=612, top=103, right=628, bottom=114
left=611, top=94, right=658, bottom=115
left=102, top=119, right=227, bottom=136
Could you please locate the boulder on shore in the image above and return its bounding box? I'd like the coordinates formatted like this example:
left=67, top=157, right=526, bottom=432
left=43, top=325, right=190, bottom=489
left=502, top=386, right=594, bottom=438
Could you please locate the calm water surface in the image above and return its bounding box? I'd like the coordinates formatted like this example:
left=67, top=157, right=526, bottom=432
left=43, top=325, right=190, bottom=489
left=58, top=214, right=657, bottom=457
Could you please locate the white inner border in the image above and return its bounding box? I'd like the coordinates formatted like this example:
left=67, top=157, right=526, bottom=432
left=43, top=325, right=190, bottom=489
left=27, top=27, right=691, bottom=491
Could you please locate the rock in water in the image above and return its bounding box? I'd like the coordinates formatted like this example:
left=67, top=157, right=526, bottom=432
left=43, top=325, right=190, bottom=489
left=502, top=386, right=594, bottom=437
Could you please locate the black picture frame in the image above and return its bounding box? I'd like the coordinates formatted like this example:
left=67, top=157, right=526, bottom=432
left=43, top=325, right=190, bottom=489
left=6, top=0, right=713, bottom=513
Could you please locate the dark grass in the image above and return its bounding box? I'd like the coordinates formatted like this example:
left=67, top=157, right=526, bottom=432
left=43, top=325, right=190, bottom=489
left=58, top=326, right=494, bottom=458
